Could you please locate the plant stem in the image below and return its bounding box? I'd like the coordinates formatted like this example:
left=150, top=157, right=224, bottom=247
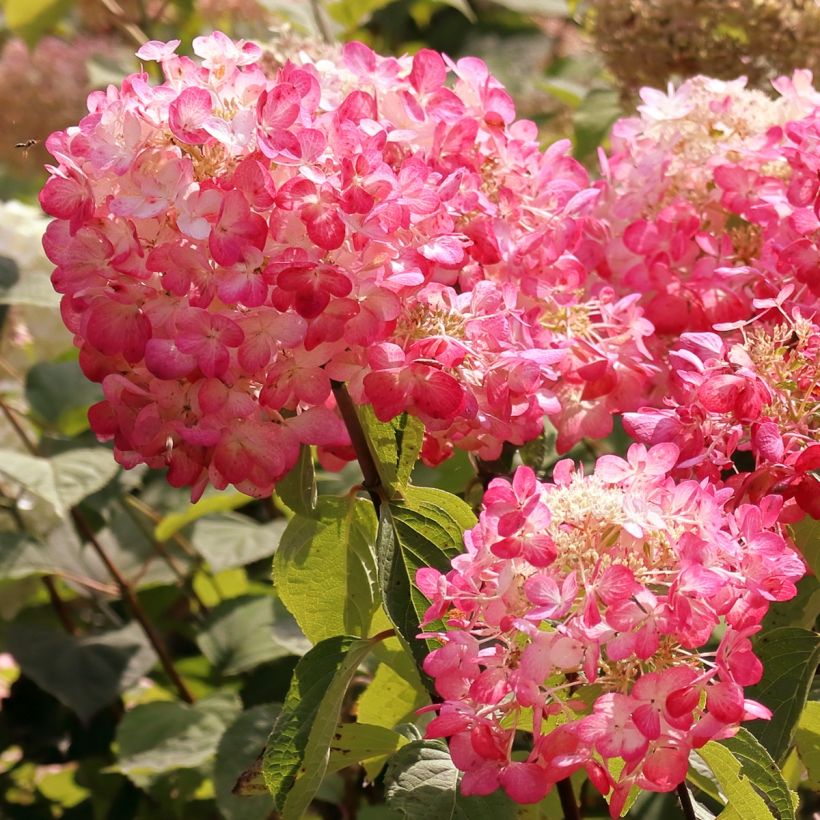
left=677, top=783, right=697, bottom=820
left=71, top=508, right=195, bottom=704
left=331, top=381, right=384, bottom=513
left=41, top=576, right=78, bottom=635
left=309, top=0, right=333, bottom=44
left=556, top=778, right=581, bottom=820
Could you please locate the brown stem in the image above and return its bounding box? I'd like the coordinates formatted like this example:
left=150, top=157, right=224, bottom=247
left=556, top=778, right=581, bottom=820
left=41, top=576, right=78, bottom=635
left=676, top=783, right=697, bottom=820
left=71, top=508, right=195, bottom=704
left=119, top=499, right=210, bottom=615
left=331, top=382, right=384, bottom=513
left=0, top=398, right=38, bottom=455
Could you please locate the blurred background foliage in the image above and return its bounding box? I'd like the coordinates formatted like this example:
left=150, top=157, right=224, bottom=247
left=0, top=0, right=818, bottom=818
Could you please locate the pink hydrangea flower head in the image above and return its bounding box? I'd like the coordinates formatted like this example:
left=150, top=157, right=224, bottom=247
left=418, top=456, right=805, bottom=814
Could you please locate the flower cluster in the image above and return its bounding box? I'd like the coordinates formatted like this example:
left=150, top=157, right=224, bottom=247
left=417, top=453, right=805, bottom=815
left=41, top=33, right=616, bottom=497
left=596, top=72, right=820, bottom=339
left=624, top=317, right=820, bottom=519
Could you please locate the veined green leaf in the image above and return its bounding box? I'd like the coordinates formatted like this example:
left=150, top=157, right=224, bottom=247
left=262, top=634, right=385, bottom=813
left=326, top=722, right=409, bottom=777
left=357, top=406, right=424, bottom=499
left=357, top=642, right=429, bottom=730
left=718, top=728, right=796, bottom=820
left=155, top=491, right=253, bottom=542
left=275, top=445, right=317, bottom=517
left=384, top=739, right=522, bottom=819
left=744, top=626, right=820, bottom=762
left=696, top=741, right=775, bottom=820
left=377, top=486, right=475, bottom=672
left=274, top=496, right=379, bottom=643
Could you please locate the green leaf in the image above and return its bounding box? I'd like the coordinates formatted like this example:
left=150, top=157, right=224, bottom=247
left=790, top=516, right=820, bottom=576
left=191, top=513, right=285, bottom=571
left=115, top=693, right=241, bottom=785
left=761, top=573, right=820, bottom=631
left=327, top=723, right=409, bottom=776
left=262, top=634, right=381, bottom=813
left=325, top=0, right=394, bottom=29
left=275, top=444, right=317, bottom=517
left=274, top=496, right=379, bottom=643
left=377, top=487, right=475, bottom=672
left=435, top=0, right=477, bottom=21
left=214, top=703, right=280, bottom=820
left=196, top=595, right=310, bottom=675
left=357, top=643, right=429, bottom=730
left=0, top=448, right=119, bottom=514
left=384, top=739, right=521, bottom=819
left=794, top=700, right=820, bottom=789
left=5, top=621, right=157, bottom=722
left=155, top=492, right=253, bottom=542
left=744, top=626, right=820, bottom=762
left=0, top=531, right=53, bottom=580
left=26, top=360, right=103, bottom=435
left=573, top=88, right=622, bottom=159
left=358, top=406, right=424, bottom=499
left=4, top=0, right=72, bottom=45
left=696, top=741, right=775, bottom=820
left=718, top=728, right=796, bottom=820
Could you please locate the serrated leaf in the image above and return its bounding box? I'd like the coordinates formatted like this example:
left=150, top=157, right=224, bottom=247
left=696, top=741, right=775, bottom=820
left=744, top=626, right=820, bottom=762
left=327, top=723, right=408, bottom=776
left=358, top=406, right=425, bottom=499
left=274, top=496, right=379, bottom=643
left=384, top=739, right=522, bottom=819
left=215, top=703, right=280, bottom=820
left=377, top=487, right=475, bottom=673
left=5, top=621, right=157, bottom=722
left=196, top=595, right=309, bottom=675
left=0, top=448, right=119, bottom=514
left=275, top=444, right=317, bottom=517
left=115, top=693, right=241, bottom=785
left=191, top=513, right=285, bottom=572
left=718, top=728, right=796, bottom=820
left=156, top=492, right=253, bottom=542
left=794, top=700, right=820, bottom=789
left=262, top=634, right=382, bottom=813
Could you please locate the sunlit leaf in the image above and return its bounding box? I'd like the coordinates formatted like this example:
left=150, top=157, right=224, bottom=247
left=262, top=634, right=382, bottom=813
left=274, top=496, right=379, bottom=643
